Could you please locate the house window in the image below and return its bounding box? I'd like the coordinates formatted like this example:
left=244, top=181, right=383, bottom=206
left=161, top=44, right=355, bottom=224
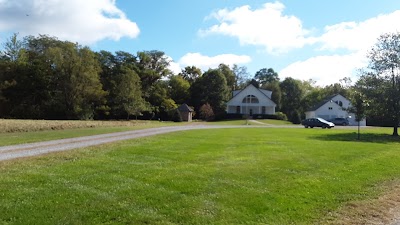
left=328, top=107, right=333, bottom=110
left=242, top=95, right=259, bottom=103
left=236, top=106, right=241, bottom=114
left=335, top=101, right=343, bottom=107
left=262, top=106, right=266, bottom=114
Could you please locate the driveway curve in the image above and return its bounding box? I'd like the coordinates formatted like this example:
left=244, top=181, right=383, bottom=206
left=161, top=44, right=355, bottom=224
left=0, top=124, right=301, bottom=162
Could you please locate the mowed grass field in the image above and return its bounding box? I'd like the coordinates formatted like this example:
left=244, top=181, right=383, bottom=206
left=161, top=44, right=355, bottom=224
left=1, top=127, right=400, bottom=224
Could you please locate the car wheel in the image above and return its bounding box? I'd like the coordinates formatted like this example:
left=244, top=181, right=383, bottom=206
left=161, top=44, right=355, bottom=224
left=310, top=126, right=314, bottom=128
left=304, top=125, right=308, bottom=128
left=342, top=122, right=347, bottom=126
left=322, top=126, right=327, bottom=129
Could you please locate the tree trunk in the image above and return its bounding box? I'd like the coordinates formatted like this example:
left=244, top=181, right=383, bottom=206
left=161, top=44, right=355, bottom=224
left=358, top=121, right=360, bottom=140
left=393, top=124, right=399, bottom=136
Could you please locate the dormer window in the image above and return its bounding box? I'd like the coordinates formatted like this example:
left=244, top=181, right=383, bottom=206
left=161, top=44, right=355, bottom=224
left=242, top=95, right=259, bottom=103
left=335, top=100, right=343, bottom=107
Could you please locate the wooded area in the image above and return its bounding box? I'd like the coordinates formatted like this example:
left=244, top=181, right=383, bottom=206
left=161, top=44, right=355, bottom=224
left=1, top=32, right=400, bottom=135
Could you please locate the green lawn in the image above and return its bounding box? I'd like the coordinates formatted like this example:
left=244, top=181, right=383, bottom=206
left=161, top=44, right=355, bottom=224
left=0, top=127, right=400, bottom=224
left=204, top=119, right=292, bottom=126
left=254, top=119, right=293, bottom=125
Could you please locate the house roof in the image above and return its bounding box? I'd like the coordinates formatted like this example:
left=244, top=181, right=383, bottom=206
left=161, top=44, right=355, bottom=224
left=229, top=83, right=276, bottom=105
left=307, top=94, right=345, bottom=111
left=178, top=103, right=194, bottom=112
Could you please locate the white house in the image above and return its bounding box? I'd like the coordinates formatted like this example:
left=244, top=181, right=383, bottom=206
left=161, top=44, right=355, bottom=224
left=226, top=84, right=276, bottom=116
left=305, top=94, right=366, bottom=126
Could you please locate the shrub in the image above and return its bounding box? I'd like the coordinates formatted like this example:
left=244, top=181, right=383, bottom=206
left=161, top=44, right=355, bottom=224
left=199, top=103, right=214, bottom=121
left=171, top=110, right=182, bottom=122
left=289, top=110, right=301, bottom=124
left=275, top=112, right=288, bottom=121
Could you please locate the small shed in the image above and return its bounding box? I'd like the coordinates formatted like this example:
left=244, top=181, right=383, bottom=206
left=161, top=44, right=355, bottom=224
left=177, top=104, right=194, bottom=122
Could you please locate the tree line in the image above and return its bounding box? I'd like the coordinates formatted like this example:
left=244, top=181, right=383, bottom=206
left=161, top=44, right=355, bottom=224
left=1, top=32, right=400, bottom=136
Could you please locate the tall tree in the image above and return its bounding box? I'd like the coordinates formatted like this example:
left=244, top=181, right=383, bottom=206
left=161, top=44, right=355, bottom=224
left=262, top=81, right=282, bottom=111
left=97, top=50, right=143, bottom=119
left=47, top=43, right=107, bottom=119
left=232, top=64, right=250, bottom=90
left=0, top=35, right=58, bottom=118
left=364, top=32, right=400, bottom=136
left=218, top=63, right=235, bottom=91
left=2, top=33, right=24, bottom=62
left=114, top=67, right=147, bottom=120
left=348, top=90, right=369, bottom=140
left=254, top=68, right=279, bottom=85
left=180, top=66, right=202, bottom=84
left=168, top=75, right=190, bottom=105
left=190, top=69, right=229, bottom=116
left=136, top=50, right=171, bottom=92
left=280, top=77, right=303, bottom=123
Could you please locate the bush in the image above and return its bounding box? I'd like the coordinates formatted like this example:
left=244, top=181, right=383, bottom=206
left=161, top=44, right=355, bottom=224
left=289, top=110, right=301, bottom=124
left=171, top=110, right=182, bottom=122
left=275, top=112, right=288, bottom=121
left=252, top=114, right=278, bottom=119
left=199, top=103, right=215, bottom=121
left=221, top=113, right=243, bottom=120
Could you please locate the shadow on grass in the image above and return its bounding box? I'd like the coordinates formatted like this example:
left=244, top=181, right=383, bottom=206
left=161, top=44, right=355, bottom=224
left=312, top=132, right=400, bottom=144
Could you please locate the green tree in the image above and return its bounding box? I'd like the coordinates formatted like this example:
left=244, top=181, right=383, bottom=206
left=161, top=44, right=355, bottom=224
left=96, top=50, right=142, bottom=119
left=254, top=68, right=279, bottom=85
left=323, top=82, right=349, bottom=98
left=161, top=98, right=178, bottom=121
left=232, top=64, right=250, bottom=90
left=2, top=33, right=24, bottom=62
left=180, top=66, right=202, bottom=84
left=190, top=69, right=229, bottom=116
left=348, top=90, right=369, bottom=140
left=168, top=75, right=190, bottom=105
left=147, top=81, right=177, bottom=120
left=136, top=50, right=171, bottom=92
left=364, top=32, right=400, bottom=136
left=0, top=35, right=57, bottom=118
left=280, top=77, right=304, bottom=123
left=218, top=64, right=236, bottom=91
left=262, top=81, right=282, bottom=111
left=115, top=67, right=147, bottom=120
left=46, top=42, right=106, bottom=119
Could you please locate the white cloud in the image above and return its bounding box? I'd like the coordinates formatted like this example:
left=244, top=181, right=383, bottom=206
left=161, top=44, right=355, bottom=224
left=280, top=10, right=400, bottom=86
left=279, top=52, right=368, bottom=86
left=178, top=53, right=251, bottom=71
left=200, top=2, right=315, bottom=54
left=318, top=10, right=400, bottom=52
left=0, top=0, right=140, bottom=44
left=165, top=55, right=182, bottom=75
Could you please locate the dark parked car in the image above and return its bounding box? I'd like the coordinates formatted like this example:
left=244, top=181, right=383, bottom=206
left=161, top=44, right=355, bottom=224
left=329, top=117, right=349, bottom=126
left=301, top=118, right=335, bottom=129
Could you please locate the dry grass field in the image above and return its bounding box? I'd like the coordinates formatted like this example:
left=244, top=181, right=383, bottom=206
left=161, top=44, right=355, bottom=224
left=0, top=119, right=155, bottom=133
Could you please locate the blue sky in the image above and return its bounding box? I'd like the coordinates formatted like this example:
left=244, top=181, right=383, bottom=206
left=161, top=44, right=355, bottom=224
left=1, top=0, right=400, bottom=85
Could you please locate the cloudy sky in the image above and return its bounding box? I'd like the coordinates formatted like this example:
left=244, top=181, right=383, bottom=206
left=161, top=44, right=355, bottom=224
left=1, top=0, right=400, bottom=86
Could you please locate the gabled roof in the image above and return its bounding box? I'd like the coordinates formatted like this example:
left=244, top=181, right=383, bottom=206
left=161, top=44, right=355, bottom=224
left=307, top=94, right=346, bottom=111
left=178, top=103, right=194, bottom=112
left=229, top=83, right=275, bottom=105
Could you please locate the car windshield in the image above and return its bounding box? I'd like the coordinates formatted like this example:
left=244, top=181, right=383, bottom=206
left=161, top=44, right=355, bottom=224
left=317, top=118, right=330, bottom=123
